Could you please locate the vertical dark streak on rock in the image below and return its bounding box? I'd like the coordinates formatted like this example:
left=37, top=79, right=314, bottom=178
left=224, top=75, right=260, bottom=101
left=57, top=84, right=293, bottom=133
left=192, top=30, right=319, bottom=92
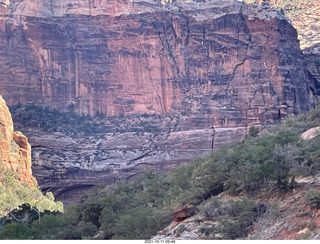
left=178, top=6, right=190, bottom=46
left=211, top=129, right=215, bottom=150
left=74, top=50, right=81, bottom=99
left=163, top=15, right=180, bottom=78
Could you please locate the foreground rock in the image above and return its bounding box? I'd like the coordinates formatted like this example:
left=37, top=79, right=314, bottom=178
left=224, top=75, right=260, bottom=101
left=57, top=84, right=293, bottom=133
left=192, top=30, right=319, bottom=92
left=0, top=96, right=35, bottom=186
left=301, top=126, right=320, bottom=140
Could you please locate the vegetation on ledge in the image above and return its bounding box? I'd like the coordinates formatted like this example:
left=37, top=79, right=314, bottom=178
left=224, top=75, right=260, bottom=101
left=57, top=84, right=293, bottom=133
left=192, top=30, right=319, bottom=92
left=9, top=104, right=162, bottom=136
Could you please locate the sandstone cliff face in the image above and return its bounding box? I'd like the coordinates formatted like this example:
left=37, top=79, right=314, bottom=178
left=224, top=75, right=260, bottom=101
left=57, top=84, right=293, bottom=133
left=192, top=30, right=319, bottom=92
left=0, top=95, right=35, bottom=186
left=0, top=0, right=318, bottom=202
left=0, top=0, right=315, bottom=119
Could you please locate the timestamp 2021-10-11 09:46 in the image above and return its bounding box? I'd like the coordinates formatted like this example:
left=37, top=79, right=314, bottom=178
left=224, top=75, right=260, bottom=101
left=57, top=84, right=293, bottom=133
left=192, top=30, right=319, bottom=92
left=145, top=240, right=176, bottom=244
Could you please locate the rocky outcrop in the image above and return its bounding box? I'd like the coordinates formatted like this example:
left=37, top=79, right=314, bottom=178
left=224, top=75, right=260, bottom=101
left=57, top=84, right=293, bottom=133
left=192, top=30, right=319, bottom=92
left=244, top=0, right=320, bottom=51
left=0, top=95, right=35, bottom=186
left=261, top=0, right=320, bottom=100
left=0, top=0, right=318, bottom=202
left=279, top=0, right=320, bottom=51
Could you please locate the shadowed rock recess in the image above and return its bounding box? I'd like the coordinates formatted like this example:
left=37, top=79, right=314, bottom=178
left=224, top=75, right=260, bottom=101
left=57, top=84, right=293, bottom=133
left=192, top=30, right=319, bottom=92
left=0, top=0, right=318, bottom=202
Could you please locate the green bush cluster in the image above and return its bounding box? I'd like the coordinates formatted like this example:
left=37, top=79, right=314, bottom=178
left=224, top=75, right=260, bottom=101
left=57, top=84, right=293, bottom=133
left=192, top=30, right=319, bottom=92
left=191, top=129, right=303, bottom=195
left=10, top=103, right=100, bottom=135
left=215, top=198, right=261, bottom=239
left=198, top=197, right=267, bottom=239
left=77, top=172, right=173, bottom=239
left=282, top=109, right=320, bottom=134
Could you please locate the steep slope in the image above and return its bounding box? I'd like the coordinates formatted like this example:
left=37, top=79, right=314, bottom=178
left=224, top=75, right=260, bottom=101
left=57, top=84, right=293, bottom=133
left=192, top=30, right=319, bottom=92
left=151, top=111, right=320, bottom=240
left=152, top=177, right=320, bottom=240
left=1, top=0, right=317, bottom=202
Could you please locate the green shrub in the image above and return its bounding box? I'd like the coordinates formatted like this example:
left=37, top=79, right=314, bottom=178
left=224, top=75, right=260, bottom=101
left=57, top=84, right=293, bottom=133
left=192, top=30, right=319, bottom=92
left=216, top=198, right=259, bottom=239
left=10, top=140, right=19, bottom=154
left=200, top=197, right=224, bottom=220
left=112, top=206, right=159, bottom=239
left=248, top=126, right=259, bottom=137
left=198, top=197, right=264, bottom=239
left=31, top=213, right=64, bottom=239
left=83, top=204, right=102, bottom=228
left=306, top=189, right=320, bottom=209
left=0, top=223, right=33, bottom=240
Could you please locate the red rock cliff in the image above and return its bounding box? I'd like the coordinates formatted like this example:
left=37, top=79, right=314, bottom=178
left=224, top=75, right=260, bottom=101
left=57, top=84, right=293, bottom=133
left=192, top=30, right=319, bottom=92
left=0, top=0, right=316, bottom=126
left=0, top=95, right=35, bottom=186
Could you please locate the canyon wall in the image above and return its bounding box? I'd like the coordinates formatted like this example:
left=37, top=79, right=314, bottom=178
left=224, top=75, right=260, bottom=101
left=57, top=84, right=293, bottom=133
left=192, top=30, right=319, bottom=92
left=0, top=0, right=315, bottom=119
left=0, top=0, right=318, bottom=202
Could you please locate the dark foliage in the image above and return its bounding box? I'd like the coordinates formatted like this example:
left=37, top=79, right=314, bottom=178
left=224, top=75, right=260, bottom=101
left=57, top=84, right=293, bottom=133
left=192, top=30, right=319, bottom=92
left=9, top=104, right=161, bottom=137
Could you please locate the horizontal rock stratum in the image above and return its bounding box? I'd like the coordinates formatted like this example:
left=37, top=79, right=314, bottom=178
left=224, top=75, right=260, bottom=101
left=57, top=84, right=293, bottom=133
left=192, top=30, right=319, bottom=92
left=0, top=0, right=318, bottom=202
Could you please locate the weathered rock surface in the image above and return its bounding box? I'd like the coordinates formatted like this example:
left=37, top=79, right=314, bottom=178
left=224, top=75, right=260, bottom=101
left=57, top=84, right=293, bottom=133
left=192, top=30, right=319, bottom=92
left=0, top=95, right=35, bottom=186
left=0, top=0, right=318, bottom=202
left=244, top=0, right=320, bottom=51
